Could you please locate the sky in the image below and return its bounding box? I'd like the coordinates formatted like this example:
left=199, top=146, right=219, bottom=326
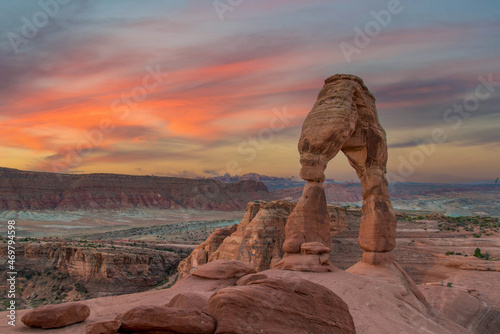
left=0, top=0, right=499, bottom=183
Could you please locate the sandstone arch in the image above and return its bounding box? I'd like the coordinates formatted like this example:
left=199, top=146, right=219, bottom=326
left=275, top=74, right=396, bottom=271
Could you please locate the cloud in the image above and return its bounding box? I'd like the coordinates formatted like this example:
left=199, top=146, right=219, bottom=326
left=1, top=1, right=499, bottom=182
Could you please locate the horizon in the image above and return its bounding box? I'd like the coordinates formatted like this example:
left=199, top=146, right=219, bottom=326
left=1, top=1, right=499, bottom=183
left=2, top=165, right=499, bottom=186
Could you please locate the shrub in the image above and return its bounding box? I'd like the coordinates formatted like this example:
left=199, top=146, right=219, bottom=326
left=447, top=282, right=453, bottom=288
left=473, top=248, right=484, bottom=258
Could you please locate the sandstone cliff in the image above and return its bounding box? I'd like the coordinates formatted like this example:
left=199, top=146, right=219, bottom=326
left=0, top=241, right=181, bottom=308
left=0, top=167, right=270, bottom=211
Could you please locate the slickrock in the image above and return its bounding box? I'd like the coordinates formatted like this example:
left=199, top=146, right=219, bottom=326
left=21, top=302, right=90, bottom=329
left=276, top=74, right=396, bottom=269
left=421, top=286, right=500, bottom=334
left=205, top=274, right=356, bottom=334
left=85, top=320, right=121, bottom=334
left=117, top=305, right=216, bottom=333
left=191, top=260, right=256, bottom=280
left=166, top=292, right=209, bottom=311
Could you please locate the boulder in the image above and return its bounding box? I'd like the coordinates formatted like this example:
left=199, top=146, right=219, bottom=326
left=118, top=305, right=215, bottom=334
left=86, top=320, right=121, bottom=334
left=192, top=260, right=256, bottom=280
left=167, top=292, right=209, bottom=311
left=205, top=275, right=356, bottom=334
left=21, top=302, right=90, bottom=329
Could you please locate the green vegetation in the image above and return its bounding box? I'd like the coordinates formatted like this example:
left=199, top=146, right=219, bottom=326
left=473, top=247, right=491, bottom=260
left=436, top=215, right=498, bottom=234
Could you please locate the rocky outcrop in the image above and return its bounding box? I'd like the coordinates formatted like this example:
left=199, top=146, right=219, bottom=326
left=177, top=200, right=360, bottom=278
left=0, top=167, right=270, bottom=211
left=205, top=273, right=356, bottom=334
left=276, top=74, right=396, bottom=269
left=177, top=224, right=238, bottom=279
left=21, top=302, right=90, bottom=329
left=209, top=200, right=296, bottom=270
left=3, top=241, right=180, bottom=298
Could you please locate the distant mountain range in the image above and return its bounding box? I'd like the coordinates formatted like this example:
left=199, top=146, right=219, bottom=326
left=215, top=173, right=500, bottom=217
left=1, top=168, right=498, bottom=216
left=271, top=182, right=500, bottom=217
left=0, top=167, right=270, bottom=211
left=213, top=173, right=335, bottom=191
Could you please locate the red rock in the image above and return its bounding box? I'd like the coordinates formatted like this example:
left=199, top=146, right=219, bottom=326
left=14, top=241, right=180, bottom=297
left=85, top=320, right=121, bottom=334
left=177, top=201, right=358, bottom=277
left=421, top=285, right=500, bottom=333
left=278, top=74, right=396, bottom=266
left=177, top=224, right=237, bottom=279
left=205, top=275, right=356, bottom=334
left=209, top=200, right=295, bottom=270
left=166, top=292, right=209, bottom=311
left=301, top=241, right=332, bottom=254
left=21, top=302, right=90, bottom=329
left=281, top=183, right=331, bottom=254
left=274, top=253, right=333, bottom=272
left=191, top=260, right=256, bottom=280
left=118, top=305, right=215, bottom=333
left=0, top=167, right=270, bottom=211
left=275, top=183, right=332, bottom=272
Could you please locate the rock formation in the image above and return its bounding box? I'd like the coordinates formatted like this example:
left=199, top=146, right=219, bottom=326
left=117, top=305, right=216, bottom=333
left=177, top=200, right=358, bottom=277
left=191, top=260, right=257, bottom=280
left=21, top=302, right=90, bottom=329
left=205, top=273, right=356, bottom=334
left=275, top=74, right=396, bottom=270
left=0, top=167, right=270, bottom=211
left=166, top=292, right=209, bottom=312
left=85, top=320, right=121, bottom=334
left=1, top=241, right=180, bottom=299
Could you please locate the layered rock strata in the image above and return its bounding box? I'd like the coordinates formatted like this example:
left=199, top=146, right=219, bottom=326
left=276, top=74, right=396, bottom=269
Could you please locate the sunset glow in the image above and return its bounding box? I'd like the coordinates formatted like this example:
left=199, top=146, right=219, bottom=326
left=1, top=1, right=499, bottom=182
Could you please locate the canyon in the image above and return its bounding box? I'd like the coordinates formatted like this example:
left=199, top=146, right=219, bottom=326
left=0, top=240, right=182, bottom=310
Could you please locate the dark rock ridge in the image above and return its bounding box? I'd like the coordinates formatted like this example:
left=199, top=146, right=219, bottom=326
left=0, top=167, right=270, bottom=211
